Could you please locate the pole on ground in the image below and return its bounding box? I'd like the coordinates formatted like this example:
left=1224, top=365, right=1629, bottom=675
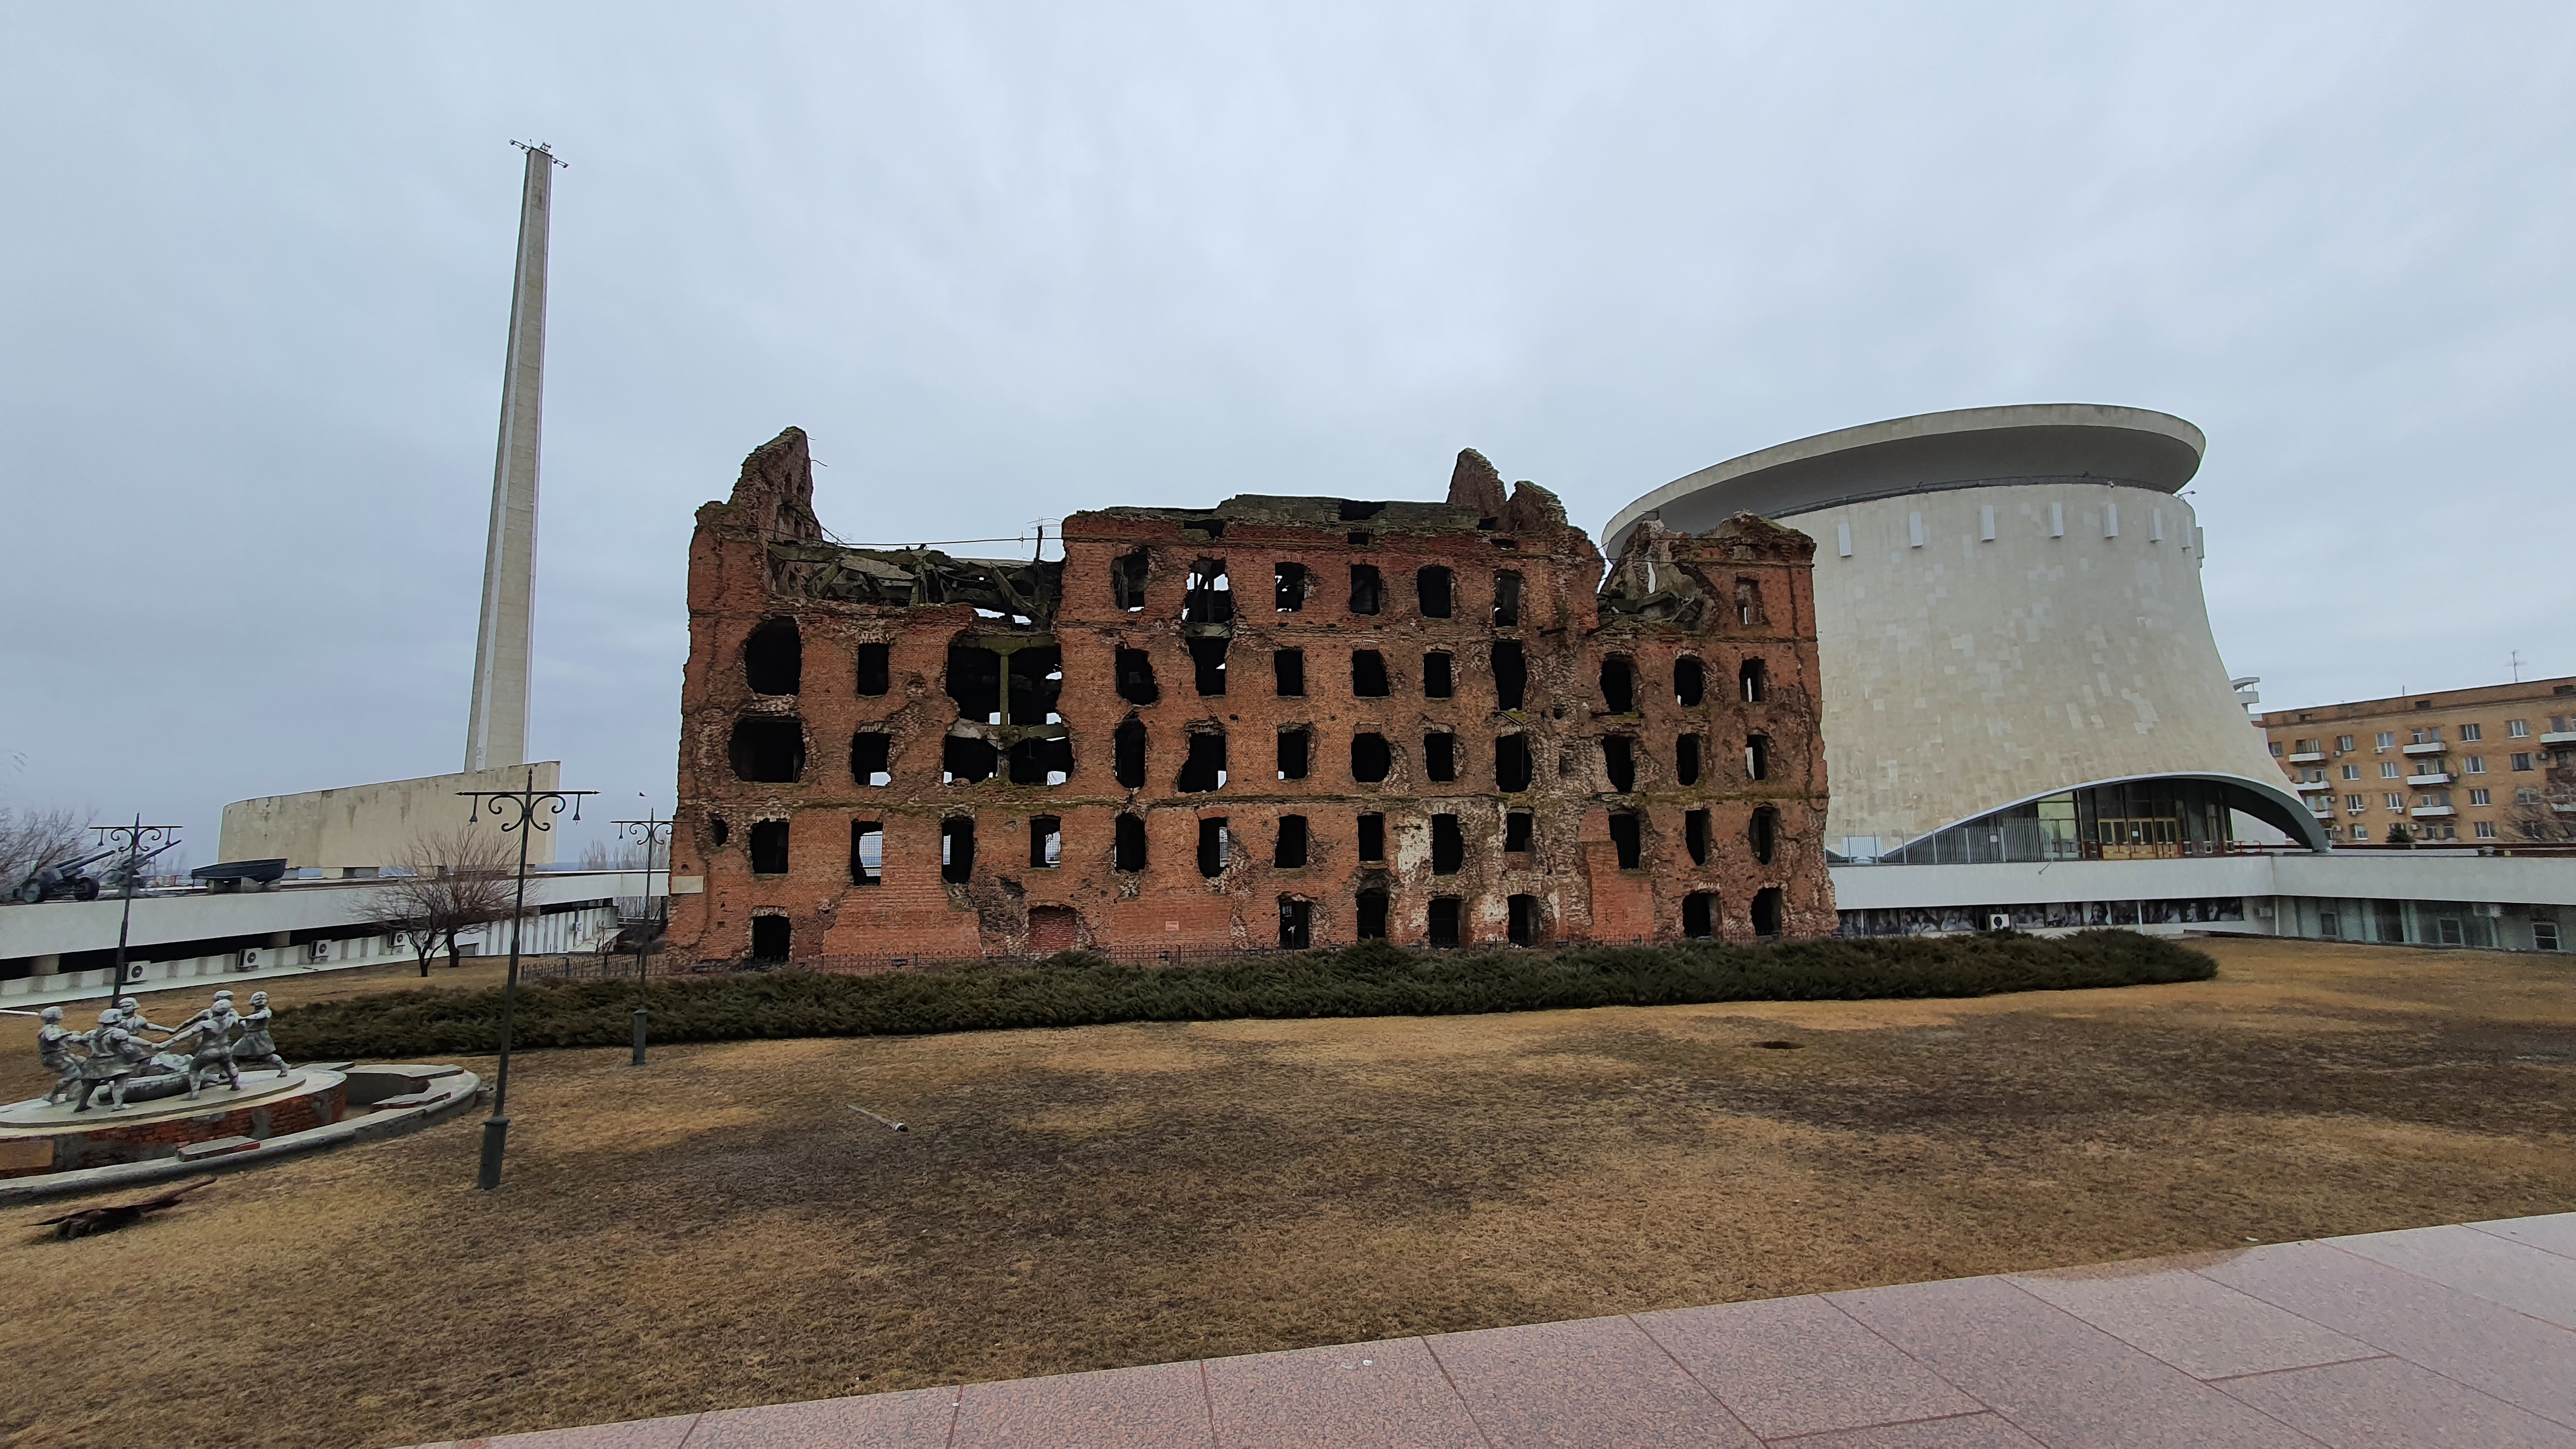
left=90, top=816, right=180, bottom=989
left=459, top=768, right=595, bottom=1190
left=613, top=804, right=673, bottom=1067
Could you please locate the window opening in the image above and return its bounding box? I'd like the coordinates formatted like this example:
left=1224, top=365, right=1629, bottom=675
left=1352, top=650, right=1390, bottom=697
left=1493, top=570, right=1523, bottom=627
left=1428, top=897, right=1462, bottom=948
left=1740, top=658, right=1767, bottom=703
left=1492, top=641, right=1527, bottom=711
left=749, top=820, right=790, bottom=875
left=1746, top=734, right=1771, bottom=781
left=1504, top=810, right=1534, bottom=852
left=1277, top=727, right=1311, bottom=781
left=1734, top=577, right=1765, bottom=627
left=1356, top=888, right=1390, bottom=939
left=1608, top=812, right=1642, bottom=870
left=1602, top=736, right=1636, bottom=793
left=942, top=735, right=998, bottom=784
left=855, top=642, right=890, bottom=697
left=1274, top=648, right=1305, bottom=697
left=1507, top=894, right=1538, bottom=946
left=1424, top=732, right=1458, bottom=782
left=1029, top=816, right=1062, bottom=869
left=1348, top=565, right=1384, bottom=615
left=1674, top=657, right=1704, bottom=708
left=1182, top=559, right=1233, bottom=623
left=1275, top=815, right=1309, bottom=868
left=750, top=916, right=790, bottom=962
left=1278, top=898, right=1311, bottom=950
left=1006, top=736, right=1072, bottom=786
left=1423, top=652, right=1453, bottom=699
left=1006, top=645, right=1062, bottom=726
left=851, top=821, right=882, bottom=884
left=1683, top=892, right=1715, bottom=940
left=1358, top=812, right=1386, bottom=862
left=1351, top=732, right=1392, bottom=783
left=1114, top=717, right=1149, bottom=789
left=1431, top=815, right=1464, bottom=874
left=946, top=644, right=1004, bottom=722
left=729, top=718, right=806, bottom=783
left=1178, top=730, right=1228, bottom=792
left=851, top=731, right=891, bottom=787
left=744, top=618, right=802, bottom=695
left=1199, top=818, right=1230, bottom=877
left=1751, top=887, right=1783, bottom=936
left=1676, top=734, right=1702, bottom=787
left=1114, top=813, right=1147, bottom=872
left=1274, top=563, right=1310, bottom=612
left=938, top=818, right=977, bottom=882
left=1494, top=733, right=1533, bottom=792
left=1188, top=637, right=1230, bottom=696
left=1750, top=806, right=1779, bottom=864
left=1337, top=499, right=1386, bottom=522
left=1600, top=657, right=1636, bottom=714
left=1114, top=646, right=1159, bottom=706
left=1417, top=566, right=1453, bottom=618
left=1112, top=550, right=1151, bottom=612
left=709, top=817, right=730, bottom=849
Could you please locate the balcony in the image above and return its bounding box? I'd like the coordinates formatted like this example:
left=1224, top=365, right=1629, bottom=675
left=2402, top=741, right=2447, bottom=756
left=2407, top=771, right=2452, bottom=787
left=2285, top=751, right=2327, bottom=765
left=2541, top=731, right=2576, bottom=747
left=2293, top=778, right=2332, bottom=793
left=2410, top=804, right=2456, bottom=818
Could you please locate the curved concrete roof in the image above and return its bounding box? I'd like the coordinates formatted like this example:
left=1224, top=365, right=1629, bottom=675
left=1604, top=404, right=2205, bottom=554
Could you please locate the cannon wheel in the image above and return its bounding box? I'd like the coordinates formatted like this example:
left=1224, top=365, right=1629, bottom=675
left=13, top=881, right=41, bottom=904
left=74, top=878, right=101, bottom=901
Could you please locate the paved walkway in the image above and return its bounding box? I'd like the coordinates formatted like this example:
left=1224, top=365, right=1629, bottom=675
left=421, top=1212, right=2576, bottom=1447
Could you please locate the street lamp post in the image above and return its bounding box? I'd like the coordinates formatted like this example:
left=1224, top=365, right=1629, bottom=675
left=611, top=804, right=672, bottom=1067
left=90, top=816, right=181, bottom=988
left=458, top=768, right=596, bottom=1190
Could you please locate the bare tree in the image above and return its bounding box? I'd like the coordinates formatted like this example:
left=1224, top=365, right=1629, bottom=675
left=2507, top=776, right=2576, bottom=845
left=361, top=827, right=517, bottom=976
left=0, top=804, right=88, bottom=898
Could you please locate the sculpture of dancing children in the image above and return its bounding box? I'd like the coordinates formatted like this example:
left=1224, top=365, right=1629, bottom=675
left=168, top=991, right=244, bottom=1101
left=234, top=992, right=288, bottom=1078
left=115, top=996, right=179, bottom=1040
left=37, top=1005, right=83, bottom=1105
left=70, top=1009, right=151, bottom=1112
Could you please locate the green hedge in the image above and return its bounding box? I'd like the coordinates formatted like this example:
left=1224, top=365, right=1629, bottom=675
left=273, top=931, right=2214, bottom=1059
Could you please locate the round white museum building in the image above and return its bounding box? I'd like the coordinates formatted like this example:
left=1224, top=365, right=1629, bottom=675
left=1607, top=403, right=2338, bottom=935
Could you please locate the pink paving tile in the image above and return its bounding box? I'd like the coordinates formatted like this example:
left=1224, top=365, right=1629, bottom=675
left=2331, top=1223, right=2576, bottom=1329
left=1426, top=1313, right=1759, bottom=1447
left=1633, top=1294, right=1983, bottom=1439
left=1829, top=1275, right=2315, bottom=1447
left=681, top=1385, right=959, bottom=1447
left=2471, top=1212, right=2576, bottom=1262
left=2196, top=1239, right=2576, bottom=1428
left=1202, top=1336, right=1481, bottom=1449
left=2214, top=1356, right=2576, bottom=1448
left=951, top=1360, right=1213, bottom=1448
left=2004, top=1254, right=2375, bottom=1380
left=418, top=1413, right=702, bottom=1448
left=1779, top=1414, right=2046, bottom=1448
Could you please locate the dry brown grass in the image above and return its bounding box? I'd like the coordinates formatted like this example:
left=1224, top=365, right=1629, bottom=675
left=2, top=936, right=2572, bottom=1448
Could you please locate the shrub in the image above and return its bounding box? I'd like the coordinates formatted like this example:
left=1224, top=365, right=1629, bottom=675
left=274, top=930, right=2217, bottom=1060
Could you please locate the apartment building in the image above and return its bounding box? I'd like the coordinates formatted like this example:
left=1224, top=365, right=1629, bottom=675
left=2259, top=676, right=2576, bottom=845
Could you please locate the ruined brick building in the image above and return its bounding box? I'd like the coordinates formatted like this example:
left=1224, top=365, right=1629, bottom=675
left=664, top=428, right=1835, bottom=963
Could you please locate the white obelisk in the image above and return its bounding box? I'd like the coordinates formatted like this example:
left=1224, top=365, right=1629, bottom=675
left=465, top=143, right=560, bottom=773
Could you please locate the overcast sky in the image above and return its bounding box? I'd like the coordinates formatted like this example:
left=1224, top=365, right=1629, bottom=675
left=3, top=2, right=2570, bottom=863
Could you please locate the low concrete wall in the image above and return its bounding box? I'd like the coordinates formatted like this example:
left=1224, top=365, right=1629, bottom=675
left=216, top=762, right=562, bottom=873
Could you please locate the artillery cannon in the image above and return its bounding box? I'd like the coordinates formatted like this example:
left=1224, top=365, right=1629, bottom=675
left=97, top=839, right=183, bottom=894
left=12, top=847, right=115, bottom=904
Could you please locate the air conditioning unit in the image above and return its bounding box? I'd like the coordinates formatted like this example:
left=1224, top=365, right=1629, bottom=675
left=237, top=948, right=261, bottom=972
left=307, top=940, right=331, bottom=963
left=124, top=962, right=148, bottom=984
left=1986, top=913, right=2012, bottom=931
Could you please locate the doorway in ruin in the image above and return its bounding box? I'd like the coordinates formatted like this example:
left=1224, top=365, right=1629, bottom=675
left=1027, top=906, right=1082, bottom=956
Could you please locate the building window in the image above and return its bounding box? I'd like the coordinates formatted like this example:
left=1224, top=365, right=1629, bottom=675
left=2509, top=719, right=2530, bottom=738
left=2336, top=735, right=2355, bottom=751
left=1114, top=717, right=1148, bottom=789
left=1112, top=550, right=1151, bottom=612
left=1601, top=736, right=1636, bottom=793
left=1507, top=894, right=1540, bottom=946
left=2376, top=731, right=2396, bottom=749
left=1492, top=641, right=1528, bottom=710
left=1273, top=648, right=1305, bottom=697
left=1751, top=887, right=1784, bottom=937
left=2475, top=821, right=2498, bottom=839
left=1682, top=892, right=1716, bottom=940
left=2341, top=764, right=2360, bottom=780
left=2412, top=727, right=2443, bottom=744
left=1178, top=731, right=1228, bottom=792
left=1188, top=638, right=1229, bottom=696
left=1274, top=563, right=1309, bottom=612
left=1277, top=897, right=1311, bottom=949
left=1424, top=732, right=1459, bottom=782
left=1275, top=815, right=1309, bottom=868
left=1431, top=815, right=1464, bottom=875
left=1674, top=657, right=1706, bottom=708
left=2466, top=757, right=2485, bottom=774
left=1358, top=812, right=1385, bottom=861
left=730, top=718, right=807, bottom=783
left=2269, top=741, right=2284, bottom=757
left=749, top=820, right=790, bottom=875
left=1114, top=813, right=1147, bottom=872
left=1504, top=810, right=1534, bottom=852
left=940, top=818, right=975, bottom=883
left=2386, top=793, right=2405, bottom=811
left=2382, top=763, right=2401, bottom=778
left=1675, top=734, right=1702, bottom=787
left=1351, top=733, right=1392, bottom=784
left=1745, top=734, right=1772, bottom=781
left=1423, top=652, right=1453, bottom=699
left=1029, top=816, right=1062, bottom=869
left=1608, top=812, right=1642, bottom=870
left=852, top=732, right=892, bottom=787
left=750, top=916, right=790, bottom=962
left=850, top=822, right=882, bottom=884
left=2461, top=723, right=2483, bottom=741
left=1600, top=657, right=1637, bottom=714
left=1428, top=897, right=1463, bottom=948
left=1492, top=570, right=1522, bottom=626
left=1198, top=818, right=1229, bottom=877
left=1494, top=733, right=1533, bottom=792
left=1750, top=807, right=1779, bottom=865
left=2470, top=788, right=2491, bottom=806
left=1356, top=889, right=1389, bottom=940
left=1116, top=647, right=1159, bottom=705
left=1182, top=559, right=1233, bottom=624
left=2350, top=824, right=2370, bottom=840
left=2513, top=753, right=2535, bottom=771
left=1277, top=727, right=1311, bottom=781
left=1685, top=809, right=1710, bottom=865
left=941, top=736, right=998, bottom=785
left=1352, top=650, right=1390, bottom=697
left=1348, top=565, right=1384, bottom=615
left=744, top=618, right=802, bottom=696
left=2345, top=794, right=2365, bottom=811
left=855, top=642, right=890, bottom=697
left=1417, top=566, right=1454, bottom=618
